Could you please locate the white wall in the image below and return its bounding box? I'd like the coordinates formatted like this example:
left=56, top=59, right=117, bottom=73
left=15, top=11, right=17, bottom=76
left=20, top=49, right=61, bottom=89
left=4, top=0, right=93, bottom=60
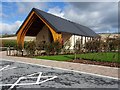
left=69, top=35, right=90, bottom=49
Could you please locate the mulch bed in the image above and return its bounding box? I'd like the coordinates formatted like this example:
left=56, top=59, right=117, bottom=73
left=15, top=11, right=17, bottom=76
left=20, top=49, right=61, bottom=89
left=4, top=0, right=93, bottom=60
left=68, top=59, right=120, bottom=68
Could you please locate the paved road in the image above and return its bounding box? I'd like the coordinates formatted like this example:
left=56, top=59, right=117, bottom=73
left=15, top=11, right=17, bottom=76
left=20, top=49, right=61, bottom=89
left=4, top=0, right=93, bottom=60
left=0, top=60, right=119, bottom=89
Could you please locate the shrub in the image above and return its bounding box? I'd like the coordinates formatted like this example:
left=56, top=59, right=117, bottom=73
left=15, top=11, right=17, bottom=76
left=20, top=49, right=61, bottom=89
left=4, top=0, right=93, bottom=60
left=107, top=38, right=120, bottom=52
left=44, top=40, right=63, bottom=55
left=24, top=41, right=36, bottom=56
left=44, top=42, right=54, bottom=55
left=53, top=40, right=62, bottom=55
left=36, top=41, right=46, bottom=50
left=1, top=40, right=17, bottom=47
left=85, top=39, right=100, bottom=52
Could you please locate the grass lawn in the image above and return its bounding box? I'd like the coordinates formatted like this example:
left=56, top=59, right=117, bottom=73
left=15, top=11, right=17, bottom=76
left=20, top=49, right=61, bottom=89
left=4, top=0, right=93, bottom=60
left=35, top=55, right=73, bottom=61
left=35, top=52, right=119, bottom=63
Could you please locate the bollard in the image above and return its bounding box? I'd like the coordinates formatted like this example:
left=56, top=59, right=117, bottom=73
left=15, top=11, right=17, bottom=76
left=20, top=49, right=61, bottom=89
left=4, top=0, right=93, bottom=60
left=22, top=49, right=24, bottom=56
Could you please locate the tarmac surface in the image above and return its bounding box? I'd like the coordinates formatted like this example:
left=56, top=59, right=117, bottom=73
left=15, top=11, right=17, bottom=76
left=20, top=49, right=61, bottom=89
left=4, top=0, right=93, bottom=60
left=0, top=60, right=119, bottom=89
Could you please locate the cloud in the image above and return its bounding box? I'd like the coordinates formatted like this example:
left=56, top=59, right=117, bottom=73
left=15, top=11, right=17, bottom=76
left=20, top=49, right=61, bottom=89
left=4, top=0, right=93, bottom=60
left=16, top=2, right=47, bottom=14
left=47, top=6, right=64, bottom=18
left=47, top=2, right=118, bottom=33
left=1, top=21, right=22, bottom=34
left=0, top=13, right=8, bottom=18
left=64, top=2, right=118, bottom=33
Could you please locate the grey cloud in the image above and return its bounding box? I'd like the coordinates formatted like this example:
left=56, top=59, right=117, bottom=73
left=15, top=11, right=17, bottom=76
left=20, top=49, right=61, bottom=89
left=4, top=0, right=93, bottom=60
left=1, top=21, right=22, bottom=34
left=62, top=2, right=118, bottom=33
left=16, top=2, right=48, bottom=14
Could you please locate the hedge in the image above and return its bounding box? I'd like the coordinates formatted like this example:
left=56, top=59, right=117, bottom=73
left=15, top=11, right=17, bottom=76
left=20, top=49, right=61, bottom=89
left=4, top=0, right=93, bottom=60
left=1, top=40, right=17, bottom=47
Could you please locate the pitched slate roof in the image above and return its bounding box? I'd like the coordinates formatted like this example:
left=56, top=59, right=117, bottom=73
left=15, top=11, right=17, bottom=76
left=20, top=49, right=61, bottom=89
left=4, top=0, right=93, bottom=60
left=16, top=8, right=99, bottom=37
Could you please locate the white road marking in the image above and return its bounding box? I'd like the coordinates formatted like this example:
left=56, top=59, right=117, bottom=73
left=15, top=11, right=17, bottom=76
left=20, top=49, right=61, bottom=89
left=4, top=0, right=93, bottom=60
left=27, top=72, right=41, bottom=77
left=38, top=76, right=57, bottom=84
left=36, top=72, right=42, bottom=84
left=0, top=72, right=57, bottom=89
left=0, top=65, right=16, bottom=72
left=10, top=77, right=24, bottom=89
left=0, top=59, right=119, bottom=80
left=3, top=67, right=16, bottom=71
left=0, top=65, right=9, bottom=71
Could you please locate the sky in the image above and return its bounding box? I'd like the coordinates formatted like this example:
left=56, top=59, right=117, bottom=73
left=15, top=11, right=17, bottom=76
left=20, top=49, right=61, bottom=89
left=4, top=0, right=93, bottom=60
left=0, top=1, right=119, bottom=35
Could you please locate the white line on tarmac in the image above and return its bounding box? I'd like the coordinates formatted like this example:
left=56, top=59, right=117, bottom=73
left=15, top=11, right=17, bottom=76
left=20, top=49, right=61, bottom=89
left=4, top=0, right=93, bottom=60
left=27, top=72, right=41, bottom=77
left=0, top=71, right=57, bottom=89
left=0, top=65, right=9, bottom=71
left=0, top=65, right=16, bottom=72
left=10, top=77, right=23, bottom=89
left=0, top=76, right=58, bottom=87
left=38, top=76, right=57, bottom=84
left=4, top=67, right=17, bottom=71
left=0, top=76, right=58, bottom=86
left=36, top=72, right=42, bottom=84
left=0, top=58, right=119, bottom=80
